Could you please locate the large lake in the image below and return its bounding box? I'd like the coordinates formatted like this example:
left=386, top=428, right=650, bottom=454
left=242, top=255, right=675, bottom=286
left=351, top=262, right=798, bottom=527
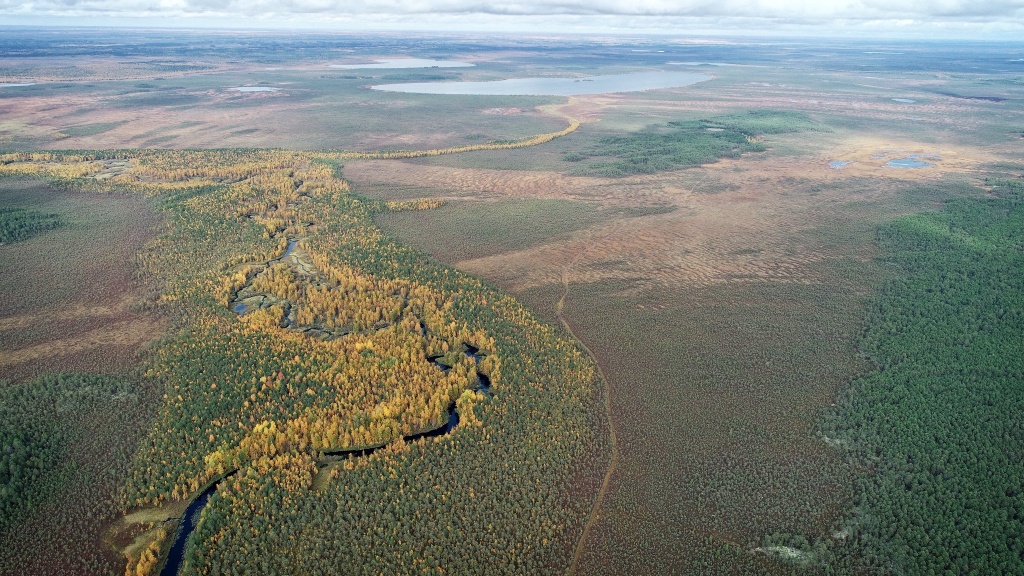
left=371, top=71, right=711, bottom=96
left=331, top=58, right=474, bottom=69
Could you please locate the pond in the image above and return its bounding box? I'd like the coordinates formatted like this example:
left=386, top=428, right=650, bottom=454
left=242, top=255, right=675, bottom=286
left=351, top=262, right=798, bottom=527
left=885, top=156, right=935, bottom=169
left=231, top=87, right=278, bottom=92
left=892, top=98, right=916, bottom=103
left=331, top=58, right=474, bottom=69
left=828, top=161, right=852, bottom=169
left=371, top=71, right=711, bottom=96
left=0, top=83, right=36, bottom=87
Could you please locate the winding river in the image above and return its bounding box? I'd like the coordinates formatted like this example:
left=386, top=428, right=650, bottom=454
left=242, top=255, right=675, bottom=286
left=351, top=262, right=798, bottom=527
left=158, top=344, right=490, bottom=576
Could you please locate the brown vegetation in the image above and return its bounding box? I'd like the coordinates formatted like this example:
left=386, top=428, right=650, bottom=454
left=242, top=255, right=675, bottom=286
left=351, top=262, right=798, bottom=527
left=0, top=183, right=165, bottom=382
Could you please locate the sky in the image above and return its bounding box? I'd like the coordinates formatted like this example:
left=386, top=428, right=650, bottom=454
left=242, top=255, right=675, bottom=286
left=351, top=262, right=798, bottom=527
left=1, top=0, right=1023, bottom=39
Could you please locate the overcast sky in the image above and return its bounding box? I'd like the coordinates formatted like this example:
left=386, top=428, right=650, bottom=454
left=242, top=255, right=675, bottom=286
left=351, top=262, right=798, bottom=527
left=2, top=0, right=1023, bottom=39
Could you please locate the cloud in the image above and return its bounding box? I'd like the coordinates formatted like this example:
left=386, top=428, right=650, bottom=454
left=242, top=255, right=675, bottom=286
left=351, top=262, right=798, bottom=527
left=2, top=0, right=1023, bottom=36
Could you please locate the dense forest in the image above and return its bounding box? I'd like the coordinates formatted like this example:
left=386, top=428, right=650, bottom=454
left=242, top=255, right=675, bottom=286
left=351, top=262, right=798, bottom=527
left=824, top=178, right=1024, bottom=573
left=0, top=147, right=610, bottom=575
left=565, top=110, right=820, bottom=177
left=0, top=206, right=61, bottom=244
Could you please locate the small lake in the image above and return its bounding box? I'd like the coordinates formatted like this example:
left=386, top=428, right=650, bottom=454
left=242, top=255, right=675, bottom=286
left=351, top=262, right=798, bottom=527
left=829, top=161, right=852, bottom=169
left=892, top=98, right=916, bottom=103
left=371, top=71, right=711, bottom=96
left=232, top=87, right=278, bottom=92
left=0, top=83, right=36, bottom=87
left=885, top=157, right=935, bottom=169
left=331, top=58, right=474, bottom=69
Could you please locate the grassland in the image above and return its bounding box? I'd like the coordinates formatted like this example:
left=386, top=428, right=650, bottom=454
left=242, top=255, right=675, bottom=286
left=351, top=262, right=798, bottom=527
left=363, top=95, right=1013, bottom=574
left=0, top=178, right=163, bottom=383
left=376, top=199, right=670, bottom=262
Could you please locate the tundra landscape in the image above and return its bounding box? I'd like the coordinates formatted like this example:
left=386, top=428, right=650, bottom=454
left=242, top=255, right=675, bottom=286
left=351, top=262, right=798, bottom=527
left=1, top=27, right=1022, bottom=575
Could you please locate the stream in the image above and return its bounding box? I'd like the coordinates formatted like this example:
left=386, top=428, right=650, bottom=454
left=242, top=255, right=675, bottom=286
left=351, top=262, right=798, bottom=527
left=157, top=344, right=490, bottom=576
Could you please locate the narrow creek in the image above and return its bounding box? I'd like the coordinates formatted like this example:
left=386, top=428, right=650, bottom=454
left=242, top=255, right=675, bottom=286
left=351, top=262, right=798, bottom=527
left=158, top=343, right=490, bottom=576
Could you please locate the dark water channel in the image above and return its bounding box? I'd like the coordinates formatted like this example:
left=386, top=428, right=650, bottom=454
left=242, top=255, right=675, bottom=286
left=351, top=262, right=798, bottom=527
left=159, top=472, right=235, bottom=576
left=159, top=344, right=490, bottom=576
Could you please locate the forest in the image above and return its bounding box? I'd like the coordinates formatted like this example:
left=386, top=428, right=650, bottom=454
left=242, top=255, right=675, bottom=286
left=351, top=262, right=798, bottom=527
left=0, top=146, right=610, bottom=576
left=0, top=206, right=61, bottom=244
left=565, top=110, right=820, bottom=177
left=823, top=178, right=1024, bottom=573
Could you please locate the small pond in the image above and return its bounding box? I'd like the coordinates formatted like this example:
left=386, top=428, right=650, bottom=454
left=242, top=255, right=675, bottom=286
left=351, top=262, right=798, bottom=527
left=0, top=83, right=36, bottom=87
left=885, top=156, right=936, bottom=169
left=829, top=161, right=852, bottom=169
left=331, top=58, right=474, bottom=69
left=371, top=71, right=711, bottom=96
left=232, top=87, right=279, bottom=92
left=891, top=98, right=916, bottom=103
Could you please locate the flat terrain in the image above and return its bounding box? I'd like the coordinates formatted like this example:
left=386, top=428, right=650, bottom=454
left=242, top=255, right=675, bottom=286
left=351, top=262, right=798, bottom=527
left=363, top=47, right=1020, bottom=572
left=0, top=179, right=164, bottom=382
left=1, top=30, right=1022, bottom=575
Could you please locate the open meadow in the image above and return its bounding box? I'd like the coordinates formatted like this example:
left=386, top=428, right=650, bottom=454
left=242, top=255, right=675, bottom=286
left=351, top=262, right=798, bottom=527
left=1, top=29, right=1022, bottom=576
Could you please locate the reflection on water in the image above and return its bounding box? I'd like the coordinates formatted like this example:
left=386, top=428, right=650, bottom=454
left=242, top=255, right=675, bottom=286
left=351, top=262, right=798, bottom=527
left=885, top=156, right=935, bottom=169
left=331, top=58, right=474, bottom=69
left=372, top=71, right=710, bottom=96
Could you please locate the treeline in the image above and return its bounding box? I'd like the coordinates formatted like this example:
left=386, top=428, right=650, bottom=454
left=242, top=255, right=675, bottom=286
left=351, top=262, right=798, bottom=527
left=565, top=110, right=820, bottom=177
left=0, top=147, right=610, bottom=575
left=823, top=178, right=1024, bottom=573
left=0, top=207, right=62, bottom=244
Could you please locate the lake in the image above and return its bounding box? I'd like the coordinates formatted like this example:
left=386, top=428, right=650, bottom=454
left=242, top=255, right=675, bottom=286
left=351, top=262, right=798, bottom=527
left=0, top=83, right=36, bottom=87
left=371, top=71, right=711, bottom=96
left=331, top=58, right=474, bottom=69
left=232, top=87, right=278, bottom=92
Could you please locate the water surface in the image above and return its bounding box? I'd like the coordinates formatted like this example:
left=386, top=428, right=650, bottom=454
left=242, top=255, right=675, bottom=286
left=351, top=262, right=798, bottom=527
left=372, top=71, right=710, bottom=96
left=885, top=157, right=934, bottom=169
left=232, top=87, right=278, bottom=92
left=0, top=83, right=36, bottom=87
left=331, top=58, right=473, bottom=69
left=828, top=161, right=852, bottom=169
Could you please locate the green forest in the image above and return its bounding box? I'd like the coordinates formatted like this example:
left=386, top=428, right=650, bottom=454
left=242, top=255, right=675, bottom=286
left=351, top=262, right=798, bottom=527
left=0, top=149, right=611, bottom=575
left=0, top=207, right=62, bottom=244
left=565, top=110, right=819, bottom=177
left=825, top=178, right=1024, bottom=573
